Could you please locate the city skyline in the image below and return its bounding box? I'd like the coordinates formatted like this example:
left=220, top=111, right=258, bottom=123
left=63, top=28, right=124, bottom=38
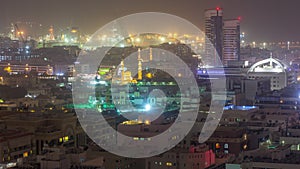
left=1, top=0, right=300, bottom=42
left=1, top=1, right=300, bottom=169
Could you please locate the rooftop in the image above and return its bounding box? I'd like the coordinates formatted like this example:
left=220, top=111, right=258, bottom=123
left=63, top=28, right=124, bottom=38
left=248, top=57, right=289, bottom=73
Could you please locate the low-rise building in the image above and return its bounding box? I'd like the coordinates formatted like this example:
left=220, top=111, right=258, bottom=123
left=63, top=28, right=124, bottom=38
left=145, top=144, right=215, bottom=169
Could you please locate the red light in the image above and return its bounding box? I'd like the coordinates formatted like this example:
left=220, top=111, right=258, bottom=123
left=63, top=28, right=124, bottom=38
left=216, top=7, right=220, bottom=11
left=238, top=16, right=242, bottom=21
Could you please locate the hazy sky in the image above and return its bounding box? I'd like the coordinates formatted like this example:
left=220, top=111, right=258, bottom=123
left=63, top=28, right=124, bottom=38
left=1, top=0, right=300, bottom=42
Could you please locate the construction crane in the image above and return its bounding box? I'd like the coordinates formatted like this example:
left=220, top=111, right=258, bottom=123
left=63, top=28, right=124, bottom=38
left=14, top=23, right=26, bottom=44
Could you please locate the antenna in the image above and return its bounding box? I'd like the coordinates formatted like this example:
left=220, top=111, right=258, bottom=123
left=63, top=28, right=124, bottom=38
left=270, top=52, right=273, bottom=67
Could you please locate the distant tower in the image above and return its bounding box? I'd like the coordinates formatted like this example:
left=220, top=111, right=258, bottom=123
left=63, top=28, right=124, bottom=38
left=138, top=48, right=143, bottom=80
left=138, top=48, right=141, bottom=60
left=121, top=60, right=125, bottom=82
left=49, top=26, right=55, bottom=41
left=223, top=18, right=240, bottom=66
left=205, top=7, right=223, bottom=66
left=9, top=23, right=16, bottom=40
left=149, top=47, right=153, bottom=61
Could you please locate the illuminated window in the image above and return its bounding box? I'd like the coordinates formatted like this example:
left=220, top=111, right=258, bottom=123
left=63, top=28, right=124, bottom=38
left=23, top=152, right=28, bottom=157
left=63, top=136, right=69, bottom=142
left=243, top=134, right=247, bottom=140
left=166, top=162, right=172, bottom=166
left=224, top=143, right=229, bottom=149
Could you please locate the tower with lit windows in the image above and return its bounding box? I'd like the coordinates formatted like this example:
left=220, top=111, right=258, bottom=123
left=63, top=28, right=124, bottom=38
left=204, top=7, right=223, bottom=67
left=223, top=18, right=241, bottom=65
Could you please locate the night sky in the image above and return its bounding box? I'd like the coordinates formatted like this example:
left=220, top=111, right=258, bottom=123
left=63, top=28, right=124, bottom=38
left=1, top=0, right=300, bottom=42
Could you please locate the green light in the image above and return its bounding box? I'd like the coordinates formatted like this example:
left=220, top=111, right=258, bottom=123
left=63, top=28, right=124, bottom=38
left=268, top=145, right=277, bottom=149
left=98, top=68, right=110, bottom=75
left=63, top=103, right=95, bottom=109
left=0, top=99, right=4, bottom=103
left=102, top=103, right=115, bottom=109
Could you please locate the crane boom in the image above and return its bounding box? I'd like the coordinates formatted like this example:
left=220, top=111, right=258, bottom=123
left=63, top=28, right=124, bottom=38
left=14, top=23, right=25, bottom=43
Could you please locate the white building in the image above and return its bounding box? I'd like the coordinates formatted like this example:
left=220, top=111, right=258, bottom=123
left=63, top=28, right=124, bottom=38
left=247, top=57, right=295, bottom=90
left=0, top=128, right=33, bottom=166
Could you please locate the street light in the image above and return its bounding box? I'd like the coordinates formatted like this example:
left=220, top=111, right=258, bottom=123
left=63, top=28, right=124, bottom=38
left=145, top=104, right=151, bottom=111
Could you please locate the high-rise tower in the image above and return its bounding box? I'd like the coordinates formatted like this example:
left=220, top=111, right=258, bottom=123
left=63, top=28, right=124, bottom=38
left=204, top=7, right=223, bottom=67
left=223, top=18, right=241, bottom=65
